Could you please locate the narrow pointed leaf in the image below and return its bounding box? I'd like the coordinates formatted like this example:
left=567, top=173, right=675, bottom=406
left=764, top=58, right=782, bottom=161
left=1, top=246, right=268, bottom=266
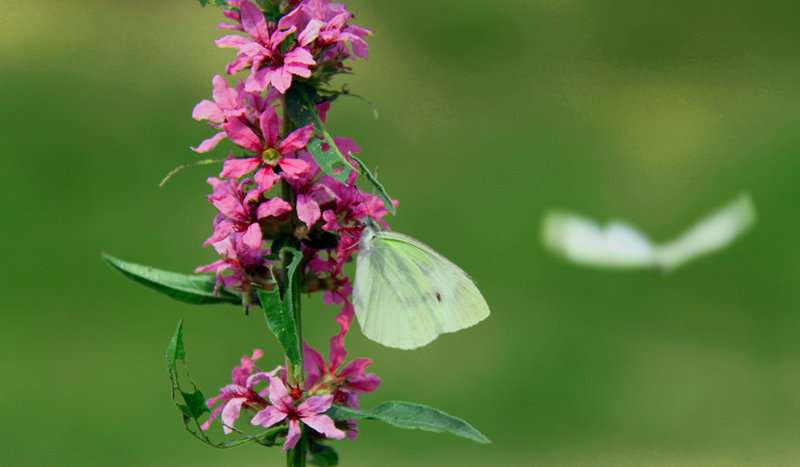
left=349, top=154, right=396, bottom=215
left=102, top=253, right=240, bottom=305
left=326, top=401, right=491, bottom=444
left=256, top=247, right=302, bottom=373
left=166, top=320, right=284, bottom=448
left=285, top=84, right=356, bottom=184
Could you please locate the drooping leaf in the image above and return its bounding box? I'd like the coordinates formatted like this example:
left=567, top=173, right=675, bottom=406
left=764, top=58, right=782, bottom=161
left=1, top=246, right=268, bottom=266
left=349, top=154, right=396, bottom=215
left=102, top=253, right=241, bottom=306
left=284, top=84, right=356, bottom=184
left=166, top=320, right=285, bottom=448
left=326, top=401, right=491, bottom=444
left=308, top=440, right=339, bottom=466
left=256, top=247, right=303, bottom=375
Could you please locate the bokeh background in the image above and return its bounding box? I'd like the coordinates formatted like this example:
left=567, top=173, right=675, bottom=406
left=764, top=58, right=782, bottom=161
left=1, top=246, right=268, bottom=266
left=3, top=0, right=800, bottom=465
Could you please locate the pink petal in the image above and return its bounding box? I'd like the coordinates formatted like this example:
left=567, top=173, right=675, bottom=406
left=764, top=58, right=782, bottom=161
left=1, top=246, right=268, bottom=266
left=269, top=25, right=297, bottom=50
left=220, top=157, right=261, bottom=179
left=285, top=47, right=316, bottom=65
left=192, top=100, right=224, bottom=122
left=329, top=301, right=355, bottom=369
left=201, top=403, right=227, bottom=431
left=259, top=107, right=281, bottom=149
left=241, top=223, right=263, bottom=250
left=349, top=373, right=381, bottom=392
left=302, top=343, right=327, bottom=381
left=297, top=395, right=334, bottom=416
left=211, top=75, right=237, bottom=110
left=251, top=406, right=288, bottom=428
left=254, top=166, right=276, bottom=192
left=215, top=34, right=252, bottom=49
left=338, top=358, right=371, bottom=379
left=223, top=118, right=263, bottom=152
left=245, top=68, right=270, bottom=93
left=192, top=131, right=227, bottom=153
left=220, top=397, right=246, bottom=434
left=297, top=193, right=321, bottom=227
left=282, top=419, right=303, bottom=451
left=301, top=413, right=345, bottom=440
left=256, top=197, right=293, bottom=219
left=267, top=377, right=293, bottom=412
left=316, top=102, right=331, bottom=123
left=321, top=210, right=339, bottom=231
left=278, top=125, right=314, bottom=154
left=245, top=371, right=271, bottom=389
left=282, top=63, right=312, bottom=78
left=239, top=0, right=271, bottom=44
left=278, top=157, right=311, bottom=176
left=298, top=19, right=324, bottom=46
left=270, top=67, right=293, bottom=94
left=203, top=218, right=236, bottom=246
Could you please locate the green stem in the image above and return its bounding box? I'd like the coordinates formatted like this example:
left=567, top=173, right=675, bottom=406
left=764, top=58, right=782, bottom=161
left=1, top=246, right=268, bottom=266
left=280, top=94, right=306, bottom=467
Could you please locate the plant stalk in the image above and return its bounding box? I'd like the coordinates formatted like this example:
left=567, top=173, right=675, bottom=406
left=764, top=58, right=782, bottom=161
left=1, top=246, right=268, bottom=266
left=281, top=94, right=306, bottom=467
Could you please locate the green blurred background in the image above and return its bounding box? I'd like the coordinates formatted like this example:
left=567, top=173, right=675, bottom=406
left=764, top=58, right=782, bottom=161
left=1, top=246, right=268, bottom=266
left=3, top=0, right=800, bottom=465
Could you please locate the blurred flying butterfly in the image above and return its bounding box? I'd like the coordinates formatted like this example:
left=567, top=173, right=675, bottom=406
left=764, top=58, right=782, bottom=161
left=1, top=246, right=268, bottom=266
left=541, top=193, right=756, bottom=273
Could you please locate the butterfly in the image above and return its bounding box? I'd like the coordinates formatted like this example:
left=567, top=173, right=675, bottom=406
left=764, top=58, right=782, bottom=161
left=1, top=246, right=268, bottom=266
left=352, top=219, right=491, bottom=350
left=541, top=193, right=756, bottom=273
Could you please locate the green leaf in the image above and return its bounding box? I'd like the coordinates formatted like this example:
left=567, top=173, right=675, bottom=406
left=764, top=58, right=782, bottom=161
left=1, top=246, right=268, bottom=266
left=166, top=320, right=285, bottom=448
left=102, top=253, right=241, bottom=306
left=285, top=84, right=356, bottom=184
left=349, top=154, right=396, bottom=215
left=198, top=0, right=232, bottom=8
left=308, top=440, right=339, bottom=466
left=256, top=247, right=303, bottom=375
left=326, top=401, right=491, bottom=444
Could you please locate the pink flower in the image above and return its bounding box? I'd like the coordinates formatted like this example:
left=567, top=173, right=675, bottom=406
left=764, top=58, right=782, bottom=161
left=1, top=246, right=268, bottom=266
left=251, top=377, right=345, bottom=451
left=279, top=0, right=372, bottom=61
left=245, top=46, right=315, bottom=94
left=304, top=343, right=380, bottom=410
left=219, top=107, right=313, bottom=191
left=203, top=177, right=263, bottom=250
left=201, top=350, right=279, bottom=434
left=195, top=231, right=273, bottom=294
left=192, top=75, right=246, bottom=123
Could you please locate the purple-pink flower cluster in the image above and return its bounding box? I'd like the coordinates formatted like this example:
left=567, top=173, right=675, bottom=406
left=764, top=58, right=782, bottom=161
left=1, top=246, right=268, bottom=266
left=192, top=0, right=388, bottom=447
left=203, top=345, right=379, bottom=450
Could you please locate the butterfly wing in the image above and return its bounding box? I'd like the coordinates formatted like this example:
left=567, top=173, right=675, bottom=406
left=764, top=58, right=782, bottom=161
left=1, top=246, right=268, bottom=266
left=354, top=230, right=490, bottom=350
left=654, top=193, right=756, bottom=272
left=542, top=211, right=654, bottom=268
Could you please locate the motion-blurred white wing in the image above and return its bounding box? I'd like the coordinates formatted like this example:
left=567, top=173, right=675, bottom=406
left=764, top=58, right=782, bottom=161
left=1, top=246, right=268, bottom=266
left=353, top=226, right=490, bottom=350
left=654, top=193, right=756, bottom=272
left=541, top=212, right=654, bottom=268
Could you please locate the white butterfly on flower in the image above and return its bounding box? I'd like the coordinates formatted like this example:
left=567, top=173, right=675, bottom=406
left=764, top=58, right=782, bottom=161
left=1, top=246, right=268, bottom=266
left=541, top=193, right=756, bottom=273
left=353, top=219, right=490, bottom=350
